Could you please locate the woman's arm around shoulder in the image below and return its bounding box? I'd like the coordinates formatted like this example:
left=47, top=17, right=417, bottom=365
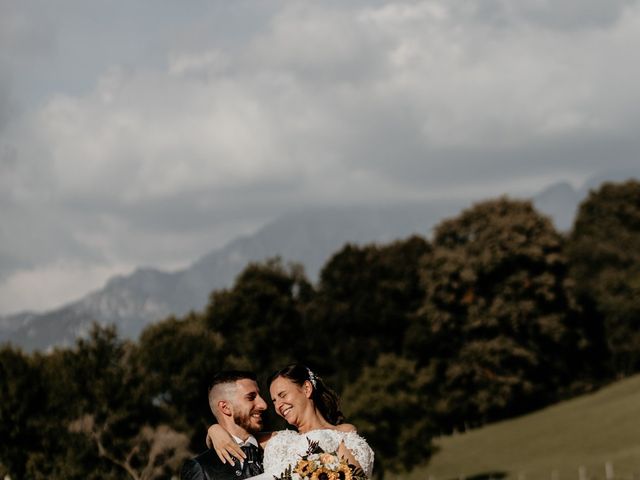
left=206, top=424, right=245, bottom=464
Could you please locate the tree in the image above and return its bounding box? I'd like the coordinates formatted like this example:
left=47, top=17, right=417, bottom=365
left=0, top=345, right=46, bottom=478
left=69, top=418, right=190, bottom=480
left=407, top=198, right=592, bottom=430
left=27, top=324, right=188, bottom=480
left=342, top=354, right=435, bottom=478
left=568, top=180, right=640, bottom=375
left=136, top=313, right=225, bottom=450
left=307, top=236, right=431, bottom=389
left=204, top=258, right=314, bottom=377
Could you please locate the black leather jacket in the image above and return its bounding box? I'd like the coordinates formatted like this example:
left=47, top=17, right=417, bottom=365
left=180, top=449, right=247, bottom=480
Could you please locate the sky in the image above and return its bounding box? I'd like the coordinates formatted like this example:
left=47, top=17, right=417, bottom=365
left=1, top=0, right=640, bottom=314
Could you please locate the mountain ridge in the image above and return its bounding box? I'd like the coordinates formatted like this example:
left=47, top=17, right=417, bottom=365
left=2, top=172, right=637, bottom=351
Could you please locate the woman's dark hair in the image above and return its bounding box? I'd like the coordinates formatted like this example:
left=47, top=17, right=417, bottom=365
left=268, top=364, right=345, bottom=425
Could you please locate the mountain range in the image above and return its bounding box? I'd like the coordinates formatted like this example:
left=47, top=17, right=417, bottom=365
left=1, top=171, right=636, bottom=352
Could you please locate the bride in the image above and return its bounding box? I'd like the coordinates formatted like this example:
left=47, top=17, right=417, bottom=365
left=207, top=364, right=374, bottom=479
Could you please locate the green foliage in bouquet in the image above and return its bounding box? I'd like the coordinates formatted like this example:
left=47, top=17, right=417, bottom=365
left=275, top=438, right=367, bottom=480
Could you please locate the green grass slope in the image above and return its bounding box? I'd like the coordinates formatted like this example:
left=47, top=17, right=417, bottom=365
left=399, top=374, right=640, bottom=480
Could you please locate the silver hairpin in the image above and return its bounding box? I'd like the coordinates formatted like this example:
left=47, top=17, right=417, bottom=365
left=306, top=367, right=318, bottom=388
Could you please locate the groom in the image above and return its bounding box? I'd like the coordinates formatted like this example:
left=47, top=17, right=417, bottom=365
left=180, top=370, right=267, bottom=480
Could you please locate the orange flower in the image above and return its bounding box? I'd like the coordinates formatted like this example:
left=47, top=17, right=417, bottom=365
left=310, top=467, right=338, bottom=480
left=335, top=463, right=353, bottom=480
left=295, top=459, right=315, bottom=477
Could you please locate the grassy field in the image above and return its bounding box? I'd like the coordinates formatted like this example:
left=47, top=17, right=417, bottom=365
left=392, top=374, right=640, bottom=480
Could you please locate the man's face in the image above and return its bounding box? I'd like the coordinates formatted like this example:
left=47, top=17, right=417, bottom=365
left=231, top=378, right=267, bottom=434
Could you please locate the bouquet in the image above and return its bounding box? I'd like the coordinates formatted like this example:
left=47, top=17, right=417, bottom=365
left=275, top=438, right=367, bottom=480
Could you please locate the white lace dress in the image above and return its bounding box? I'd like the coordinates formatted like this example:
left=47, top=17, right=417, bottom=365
left=251, top=429, right=375, bottom=479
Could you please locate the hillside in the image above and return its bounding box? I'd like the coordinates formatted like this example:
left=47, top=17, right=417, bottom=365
left=398, top=375, right=640, bottom=480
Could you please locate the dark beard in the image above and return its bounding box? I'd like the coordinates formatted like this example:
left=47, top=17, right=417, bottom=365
left=234, top=410, right=261, bottom=434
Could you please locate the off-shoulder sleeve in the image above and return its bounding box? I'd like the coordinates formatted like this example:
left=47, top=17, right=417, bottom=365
left=341, top=431, right=375, bottom=477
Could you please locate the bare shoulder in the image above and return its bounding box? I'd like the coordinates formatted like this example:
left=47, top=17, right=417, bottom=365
left=335, top=423, right=357, bottom=433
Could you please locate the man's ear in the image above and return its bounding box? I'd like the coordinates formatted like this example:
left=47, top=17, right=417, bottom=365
left=218, top=400, right=233, bottom=417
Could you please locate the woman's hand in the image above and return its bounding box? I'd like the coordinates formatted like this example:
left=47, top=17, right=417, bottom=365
left=338, top=440, right=362, bottom=471
left=205, top=424, right=245, bottom=465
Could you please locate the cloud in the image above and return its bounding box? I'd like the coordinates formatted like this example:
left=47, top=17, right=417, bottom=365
left=504, top=0, right=635, bottom=30
left=0, top=260, right=130, bottom=313
left=2, top=0, right=640, bottom=313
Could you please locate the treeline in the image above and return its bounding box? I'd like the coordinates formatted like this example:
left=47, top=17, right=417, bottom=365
left=2, top=180, right=640, bottom=479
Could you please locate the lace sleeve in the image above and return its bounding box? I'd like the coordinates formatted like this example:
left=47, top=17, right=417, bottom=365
left=341, top=431, right=375, bottom=477
left=262, top=430, right=298, bottom=476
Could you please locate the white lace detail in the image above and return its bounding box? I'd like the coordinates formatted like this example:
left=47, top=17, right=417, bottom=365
left=262, top=429, right=374, bottom=478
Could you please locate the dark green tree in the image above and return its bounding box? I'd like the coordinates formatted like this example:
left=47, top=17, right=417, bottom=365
left=136, top=313, right=225, bottom=450
left=568, top=180, right=640, bottom=375
left=407, top=198, right=592, bottom=430
left=307, top=236, right=431, bottom=389
left=0, top=345, right=46, bottom=479
left=342, top=354, right=435, bottom=478
left=27, top=324, right=189, bottom=480
left=204, top=258, right=314, bottom=377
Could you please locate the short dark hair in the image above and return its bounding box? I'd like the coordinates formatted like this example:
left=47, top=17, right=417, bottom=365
left=208, top=370, right=258, bottom=419
left=209, top=370, right=257, bottom=393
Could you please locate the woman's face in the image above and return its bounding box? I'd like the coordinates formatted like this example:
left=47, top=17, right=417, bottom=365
left=270, top=375, right=312, bottom=426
